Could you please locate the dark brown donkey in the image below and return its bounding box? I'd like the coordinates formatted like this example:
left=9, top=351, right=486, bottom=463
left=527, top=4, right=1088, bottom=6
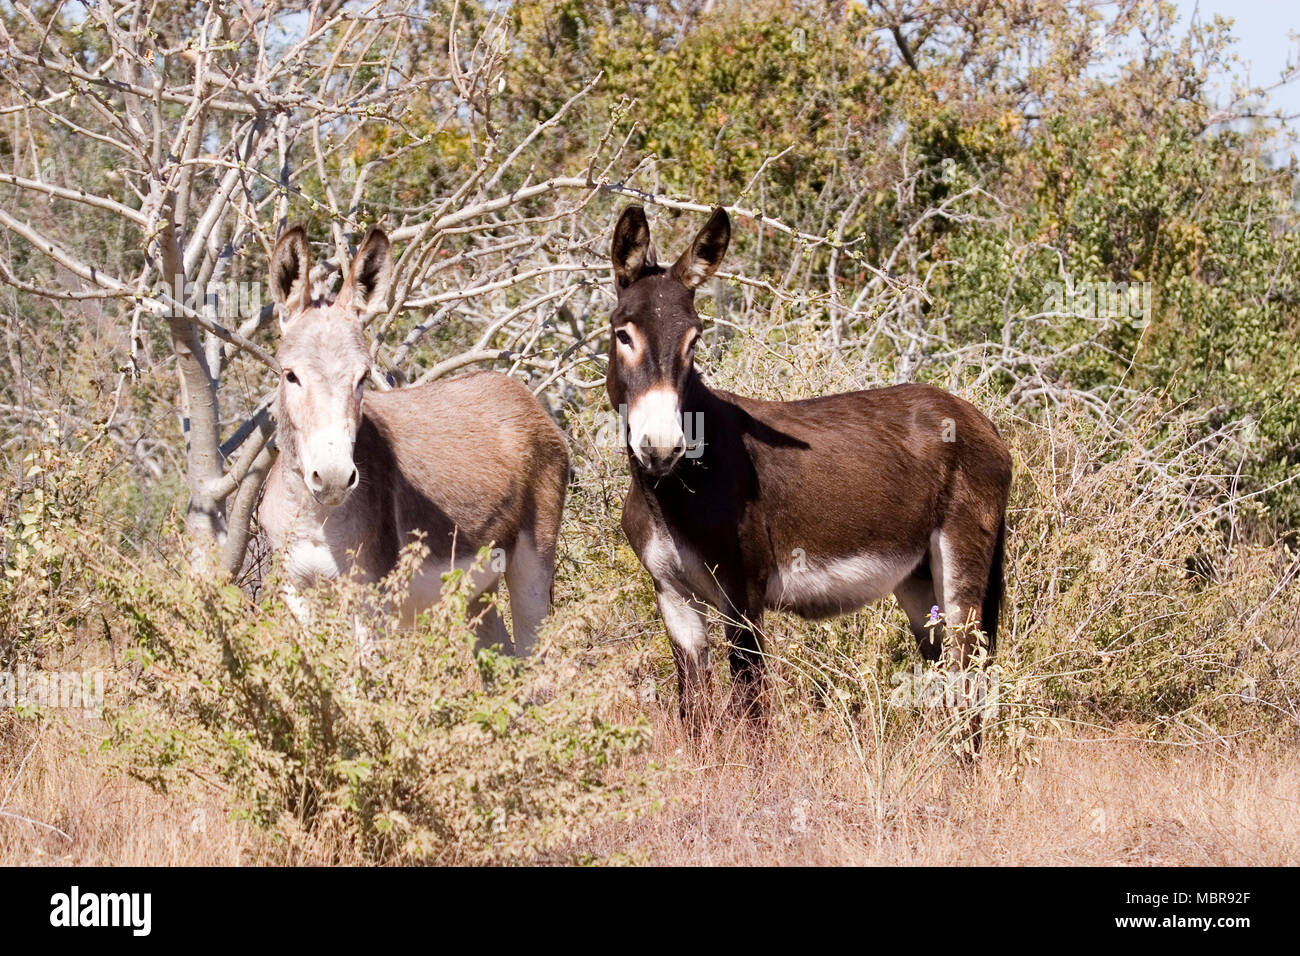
left=259, top=226, right=569, bottom=655
left=606, top=205, right=1011, bottom=733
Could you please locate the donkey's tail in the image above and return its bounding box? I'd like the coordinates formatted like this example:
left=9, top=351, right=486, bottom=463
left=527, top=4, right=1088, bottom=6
left=981, top=517, right=1006, bottom=657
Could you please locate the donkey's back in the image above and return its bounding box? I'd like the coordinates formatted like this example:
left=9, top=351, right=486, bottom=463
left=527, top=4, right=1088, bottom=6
left=359, top=370, right=569, bottom=570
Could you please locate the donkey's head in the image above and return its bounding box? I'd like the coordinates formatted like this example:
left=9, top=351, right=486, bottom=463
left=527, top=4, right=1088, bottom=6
left=270, top=225, right=392, bottom=506
left=606, top=205, right=730, bottom=477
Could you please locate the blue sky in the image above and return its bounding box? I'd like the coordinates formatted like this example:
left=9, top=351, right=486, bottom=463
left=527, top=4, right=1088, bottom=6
left=1173, top=0, right=1299, bottom=154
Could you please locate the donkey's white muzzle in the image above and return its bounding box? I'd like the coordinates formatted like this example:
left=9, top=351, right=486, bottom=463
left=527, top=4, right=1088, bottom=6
left=628, top=386, right=686, bottom=475
left=301, top=427, right=359, bottom=506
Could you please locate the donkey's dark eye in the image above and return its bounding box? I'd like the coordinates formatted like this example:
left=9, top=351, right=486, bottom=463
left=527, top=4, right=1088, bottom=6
left=285, top=370, right=299, bottom=386
left=615, top=328, right=633, bottom=347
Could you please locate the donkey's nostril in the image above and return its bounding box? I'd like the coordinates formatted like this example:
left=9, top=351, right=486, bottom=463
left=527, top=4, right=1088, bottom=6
left=347, top=467, right=359, bottom=489
left=637, top=432, right=685, bottom=469
left=308, top=470, right=323, bottom=491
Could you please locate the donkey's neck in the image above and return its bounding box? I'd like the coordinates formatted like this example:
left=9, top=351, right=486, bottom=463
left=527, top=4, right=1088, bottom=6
left=271, top=423, right=314, bottom=508
left=629, top=369, right=751, bottom=508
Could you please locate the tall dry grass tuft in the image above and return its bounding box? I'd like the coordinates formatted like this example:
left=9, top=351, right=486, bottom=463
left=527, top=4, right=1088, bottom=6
left=571, top=710, right=1300, bottom=865
left=0, top=712, right=272, bottom=865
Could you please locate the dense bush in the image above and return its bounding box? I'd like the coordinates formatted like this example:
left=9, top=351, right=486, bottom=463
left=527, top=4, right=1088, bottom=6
left=2, top=442, right=650, bottom=863
left=105, top=555, right=651, bottom=862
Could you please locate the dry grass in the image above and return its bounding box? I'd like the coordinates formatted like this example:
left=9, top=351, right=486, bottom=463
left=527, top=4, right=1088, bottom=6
left=575, top=708, right=1300, bottom=866
left=0, top=713, right=276, bottom=865
left=4, top=705, right=1297, bottom=866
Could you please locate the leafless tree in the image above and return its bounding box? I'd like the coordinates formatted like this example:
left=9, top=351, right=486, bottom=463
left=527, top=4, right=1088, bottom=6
left=0, top=1, right=1147, bottom=581
left=0, top=1, right=621, bottom=575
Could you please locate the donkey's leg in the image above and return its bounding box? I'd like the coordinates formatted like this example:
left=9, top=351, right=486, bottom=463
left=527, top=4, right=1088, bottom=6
left=724, top=611, right=766, bottom=722
left=657, top=587, right=713, bottom=733
left=894, top=567, right=943, bottom=663
left=282, top=580, right=313, bottom=630
left=353, top=611, right=376, bottom=664
left=470, top=585, right=511, bottom=654
left=933, top=525, right=997, bottom=666
left=933, top=522, right=1000, bottom=754
left=504, top=530, right=555, bottom=657
left=352, top=588, right=398, bottom=666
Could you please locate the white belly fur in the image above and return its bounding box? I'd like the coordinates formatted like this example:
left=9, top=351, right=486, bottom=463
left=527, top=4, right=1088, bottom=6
left=284, top=529, right=501, bottom=623
left=640, top=528, right=922, bottom=619
left=765, top=549, right=923, bottom=615
left=403, top=554, right=501, bottom=620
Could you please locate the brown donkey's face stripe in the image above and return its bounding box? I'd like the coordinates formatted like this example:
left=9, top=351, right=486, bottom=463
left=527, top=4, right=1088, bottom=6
left=607, top=206, right=727, bottom=477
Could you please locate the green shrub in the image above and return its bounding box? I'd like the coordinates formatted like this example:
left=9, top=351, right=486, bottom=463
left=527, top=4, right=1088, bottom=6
left=83, top=540, right=651, bottom=864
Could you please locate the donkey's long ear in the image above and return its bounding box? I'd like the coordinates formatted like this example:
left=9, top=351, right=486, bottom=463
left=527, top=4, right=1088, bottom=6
left=611, top=205, right=657, bottom=294
left=270, top=226, right=312, bottom=321
left=672, top=207, right=730, bottom=290
left=337, top=227, right=392, bottom=316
